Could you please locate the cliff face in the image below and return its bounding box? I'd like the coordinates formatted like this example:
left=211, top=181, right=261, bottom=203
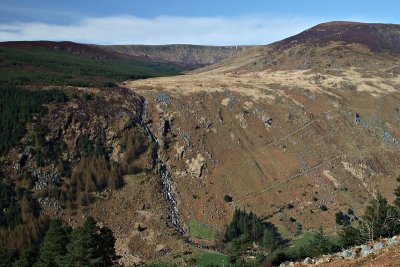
left=99, top=44, right=252, bottom=69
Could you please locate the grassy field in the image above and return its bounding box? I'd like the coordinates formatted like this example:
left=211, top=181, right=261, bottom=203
left=192, top=249, right=228, bottom=266
left=186, top=219, right=219, bottom=242
left=290, top=231, right=316, bottom=247
left=144, top=248, right=228, bottom=267
left=0, top=47, right=184, bottom=87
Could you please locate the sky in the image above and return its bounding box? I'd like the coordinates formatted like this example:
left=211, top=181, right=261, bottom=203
left=0, top=0, right=399, bottom=45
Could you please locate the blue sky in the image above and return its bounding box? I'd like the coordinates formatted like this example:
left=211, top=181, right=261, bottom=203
left=0, top=0, right=399, bottom=45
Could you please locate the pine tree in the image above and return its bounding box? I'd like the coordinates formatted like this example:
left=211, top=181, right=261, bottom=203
left=0, top=246, right=14, bottom=267
left=13, top=245, right=39, bottom=267
left=361, top=193, right=398, bottom=240
left=35, top=220, right=69, bottom=267
left=338, top=225, right=364, bottom=248
left=261, top=228, right=278, bottom=252
left=61, top=217, right=119, bottom=267
left=97, top=227, right=120, bottom=266
left=306, top=228, right=338, bottom=257
left=61, top=227, right=92, bottom=267
left=394, top=176, right=400, bottom=210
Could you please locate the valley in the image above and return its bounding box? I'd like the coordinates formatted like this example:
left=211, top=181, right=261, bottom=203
left=1, top=21, right=400, bottom=266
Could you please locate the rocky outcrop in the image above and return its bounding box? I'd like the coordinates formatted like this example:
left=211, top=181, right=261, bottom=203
left=281, top=236, right=400, bottom=266
left=186, top=153, right=206, bottom=178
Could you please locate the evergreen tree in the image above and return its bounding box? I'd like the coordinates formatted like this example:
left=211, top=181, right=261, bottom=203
left=97, top=227, right=120, bottom=266
left=361, top=193, right=399, bottom=240
left=393, top=176, right=400, bottom=210
left=13, top=245, right=39, bottom=267
left=338, top=225, right=364, bottom=248
left=35, top=220, right=69, bottom=267
left=261, top=228, right=278, bottom=252
left=0, top=246, right=15, bottom=267
left=61, top=227, right=92, bottom=267
left=61, top=217, right=119, bottom=267
left=306, top=228, right=338, bottom=257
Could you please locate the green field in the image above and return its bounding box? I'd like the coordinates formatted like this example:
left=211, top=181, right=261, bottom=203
left=0, top=47, right=184, bottom=87
left=192, top=249, right=228, bottom=266
left=290, top=231, right=315, bottom=247
left=186, top=219, right=219, bottom=242
left=143, top=248, right=228, bottom=267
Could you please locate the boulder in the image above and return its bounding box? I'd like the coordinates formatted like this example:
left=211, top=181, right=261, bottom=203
left=155, top=244, right=166, bottom=253
left=360, top=245, right=372, bottom=257
left=303, top=257, right=315, bottom=265
left=341, top=250, right=356, bottom=259
left=373, top=242, right=384, bottom=250
left=387, top=236, right=399, bottom=247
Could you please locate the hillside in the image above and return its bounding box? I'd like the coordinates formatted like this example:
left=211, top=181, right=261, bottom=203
left=122, top=21, right=400, bottom=263
left=0, top=41, right=189, bottom=88
left=0, top=40, right=250, bottom=266
left=1, top=21, right=400, bottom=266
left=99, top=44, right=251, bottom=69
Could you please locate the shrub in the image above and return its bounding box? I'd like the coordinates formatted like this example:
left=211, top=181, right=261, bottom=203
left=223, top=195, right=233, bottom=203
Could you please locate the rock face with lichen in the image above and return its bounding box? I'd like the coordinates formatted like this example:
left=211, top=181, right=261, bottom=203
left=186, top=153, right=206, bottom=178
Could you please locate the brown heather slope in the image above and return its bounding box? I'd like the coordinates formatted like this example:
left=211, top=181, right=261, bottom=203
left=123, top=21, right=400, bottom=246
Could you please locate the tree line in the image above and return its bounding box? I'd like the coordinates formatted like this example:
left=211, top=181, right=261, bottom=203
left=1, top=217, right=119, bottom=267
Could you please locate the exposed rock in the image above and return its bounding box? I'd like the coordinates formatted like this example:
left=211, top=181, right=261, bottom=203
left=175, top=145, right=185, bottom=160
left=155, top=244, right=166, bottom=253
left=221, top=97, right=230, bottom=106
left=387, top=236, right=399, bottom=246
left=279, top=261, right=295, bottom=267
left=155, top=93, right=172, bottom=104
left=38, top=197, right=63, bottom=217
left=303, top=257, right=315, bottom=265
left=186, top=153, right=206, bottom=178
left=341, top=250, right=356, bottom=259
left=373, top=242, right=385, bottom=250
left=32, top=167, right=60, bottom=191
left=360, top=245, right=372, bottom=257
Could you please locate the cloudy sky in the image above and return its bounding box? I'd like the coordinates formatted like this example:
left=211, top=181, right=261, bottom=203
left=0, top=0, right=399, bottom=45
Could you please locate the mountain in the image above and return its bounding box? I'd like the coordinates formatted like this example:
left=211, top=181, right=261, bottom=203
left=196, top=21, right=400, bottom=73
left=123, top=21, right=400, bottom=262
left=1, top=22, right=400, bottom=266
left=0, top=41, right=250, bottom=88
left=0, top=41, right=125, bottom=59
left=97, top=44, right=251, bottom=69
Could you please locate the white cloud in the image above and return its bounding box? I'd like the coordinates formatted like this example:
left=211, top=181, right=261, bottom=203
left=0, top=15, right=324, bottom=45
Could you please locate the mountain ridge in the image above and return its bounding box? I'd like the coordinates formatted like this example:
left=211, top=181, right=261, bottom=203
left=0, top=40, right=253, bottom=70
left=194, top=21, right=400, bottom=74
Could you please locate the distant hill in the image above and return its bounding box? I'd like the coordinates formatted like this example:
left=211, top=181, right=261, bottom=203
left=98, top=44, right=252, bottom=69
left=0, top=41, right=185, bottom=87
left=0, top=41, right=252, bottom=87
left=275, top=21, right=400, bottom=53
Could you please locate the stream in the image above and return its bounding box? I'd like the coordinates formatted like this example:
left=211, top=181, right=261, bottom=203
left=139, top=98, right=187, bottom=236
